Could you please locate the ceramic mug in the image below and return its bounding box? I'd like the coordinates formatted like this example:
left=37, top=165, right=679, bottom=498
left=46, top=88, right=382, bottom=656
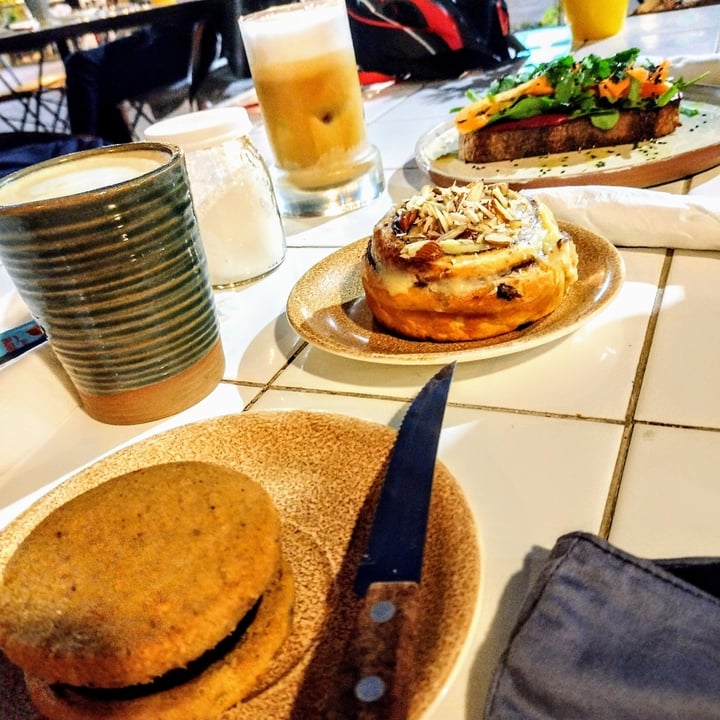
left=0, top=142, right=225, bottom=425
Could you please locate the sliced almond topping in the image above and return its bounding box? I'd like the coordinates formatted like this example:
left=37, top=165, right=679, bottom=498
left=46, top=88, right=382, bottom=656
left=484, top=232, right=513, bottom=247
left=438, top=237, right=479, bottom=254
left=478, top=203, right=495, bottom=219
left=493, top=200, right=514, bottom=222
left=401, top=239, right=432, bottom=258
left=393, top=181, right=532, bottom=254
left=437, top=224, right=468, bottom=241
left=492, top=184, right=509, bottom=207
left=466, top=180, right=486, bottom=201
left=413, top=240, right=444, bottom=261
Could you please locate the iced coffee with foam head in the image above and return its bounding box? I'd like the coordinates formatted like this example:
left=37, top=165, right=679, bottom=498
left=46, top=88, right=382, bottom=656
left=239, top=0, right=384, bottom=216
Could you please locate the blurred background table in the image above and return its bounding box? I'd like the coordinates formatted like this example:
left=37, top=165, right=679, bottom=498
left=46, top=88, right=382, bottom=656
left=1, top=3, right=720, bottom=719
left=0, top=0, right=209, bottom=54
left=0, top=0, right=211, bottom=132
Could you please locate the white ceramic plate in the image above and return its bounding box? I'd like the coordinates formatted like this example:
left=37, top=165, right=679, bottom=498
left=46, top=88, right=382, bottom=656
left=415, top=87, right=720, bottom=189
left=0, top=411, right=480, bottom=720
left=287, top=222, right=624, bottom=365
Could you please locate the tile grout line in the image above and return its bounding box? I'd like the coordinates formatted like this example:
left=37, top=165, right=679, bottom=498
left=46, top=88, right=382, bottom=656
left=599, top=248, right=674, bottom=539
left=221, top=342, right=310, bottom=410
left=220, top=381, right=720, bottom=434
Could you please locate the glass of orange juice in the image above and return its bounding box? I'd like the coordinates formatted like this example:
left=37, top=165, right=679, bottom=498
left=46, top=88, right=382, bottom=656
left=239, top=0, right=384, bottom=216
left=562, top=0, right=629, bottom=46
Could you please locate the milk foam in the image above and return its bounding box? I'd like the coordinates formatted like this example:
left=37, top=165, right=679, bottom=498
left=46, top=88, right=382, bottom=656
left=241, top=0, right=350, bottom=67
left=0, top=151, right=165, bottom=205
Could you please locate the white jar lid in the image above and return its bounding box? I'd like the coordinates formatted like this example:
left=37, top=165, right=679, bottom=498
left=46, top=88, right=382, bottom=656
left=144, top=107, right=253, bottom=152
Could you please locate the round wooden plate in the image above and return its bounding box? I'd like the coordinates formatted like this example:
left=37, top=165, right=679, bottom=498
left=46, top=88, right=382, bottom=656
left=287, top=222, right=624, bottom=364
left=0, top=411, right=481, bottom=720
left=415, top=86, right=720, bottom=189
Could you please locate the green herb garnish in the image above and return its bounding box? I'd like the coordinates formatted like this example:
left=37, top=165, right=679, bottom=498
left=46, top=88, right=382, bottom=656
left=457, top=48, right=705, bottom=130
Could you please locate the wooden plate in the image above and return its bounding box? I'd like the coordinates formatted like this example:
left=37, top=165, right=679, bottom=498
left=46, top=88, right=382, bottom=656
left=415, top=86, right=720, bottom=189
left=0, top=411, right=481, bottom=720
left=286, top=222, right=624, bottom=364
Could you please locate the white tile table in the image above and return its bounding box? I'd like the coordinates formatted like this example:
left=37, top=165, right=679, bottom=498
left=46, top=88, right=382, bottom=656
left=1, top=5, right=719, bottom=717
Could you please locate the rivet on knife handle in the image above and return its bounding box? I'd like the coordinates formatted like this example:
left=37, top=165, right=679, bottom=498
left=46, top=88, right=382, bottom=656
left=352, top=581, right=420, bottom=719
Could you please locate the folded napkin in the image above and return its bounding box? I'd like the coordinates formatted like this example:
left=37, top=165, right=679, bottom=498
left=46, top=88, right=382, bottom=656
left=484, top=532, right=720, bottom=720
left=526, top=185, right=720, bottom=250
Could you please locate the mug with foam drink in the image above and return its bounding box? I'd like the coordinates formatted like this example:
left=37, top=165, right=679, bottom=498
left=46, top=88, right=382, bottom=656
left=0, top=143, right=224, bottom=425
left=239, top=0, right=384, bottom=217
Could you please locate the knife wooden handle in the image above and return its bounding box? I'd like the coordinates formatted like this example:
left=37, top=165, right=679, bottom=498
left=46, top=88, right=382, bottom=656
left=349, top=580, right=420, bottom=720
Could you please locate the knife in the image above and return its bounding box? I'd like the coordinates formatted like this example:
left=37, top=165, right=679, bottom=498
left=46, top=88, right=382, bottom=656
left=347, top=361, right=455, bottom=720
left=0, top=320, right=47, bottom=366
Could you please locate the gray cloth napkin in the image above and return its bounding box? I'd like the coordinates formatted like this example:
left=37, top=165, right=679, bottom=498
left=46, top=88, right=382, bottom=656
left=484, top=532, right=720, bottom=720
left=526, top=185, right=720, bottom=249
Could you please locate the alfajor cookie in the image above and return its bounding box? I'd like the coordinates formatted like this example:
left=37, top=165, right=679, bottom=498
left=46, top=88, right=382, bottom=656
left=0, top=461, right=293, bottom=720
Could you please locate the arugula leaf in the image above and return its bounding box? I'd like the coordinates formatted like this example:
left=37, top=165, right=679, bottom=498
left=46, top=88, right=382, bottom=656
left=490, top=96, right=558, bottom=123
left=656, top=72, right=708, bottom=107
left=459, top=49, right=707, bottom=129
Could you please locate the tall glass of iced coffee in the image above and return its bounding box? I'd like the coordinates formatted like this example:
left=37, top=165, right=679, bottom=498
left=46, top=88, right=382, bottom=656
left=239, top=0, right=384, bottom=216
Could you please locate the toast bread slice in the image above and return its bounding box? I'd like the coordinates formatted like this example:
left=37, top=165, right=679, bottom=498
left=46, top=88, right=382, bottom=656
left=458, top=98, right=681, bottom=163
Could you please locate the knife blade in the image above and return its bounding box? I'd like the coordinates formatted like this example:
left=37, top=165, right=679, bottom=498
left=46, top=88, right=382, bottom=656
left=347, top=361, right=455, bottom=720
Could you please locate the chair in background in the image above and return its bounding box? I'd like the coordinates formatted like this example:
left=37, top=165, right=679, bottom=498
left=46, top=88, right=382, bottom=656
left=0, top=49, right=68, bottom=133
left=123, top=0, right=248, bottom=139
left=123, top=21, right=212, bottom=139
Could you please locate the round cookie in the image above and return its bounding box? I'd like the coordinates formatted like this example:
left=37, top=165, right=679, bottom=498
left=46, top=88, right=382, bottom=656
left=24, top=558, right=295, bottom=720
left=0, top=461, right=283, bottom=688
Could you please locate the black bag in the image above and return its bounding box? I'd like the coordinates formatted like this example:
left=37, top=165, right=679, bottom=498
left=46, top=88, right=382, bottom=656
left=347, top=0, right=519, bottom=80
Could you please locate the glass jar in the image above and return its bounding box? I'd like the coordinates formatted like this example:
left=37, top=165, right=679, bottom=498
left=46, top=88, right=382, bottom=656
left=145, top=107, right=286, bottom=288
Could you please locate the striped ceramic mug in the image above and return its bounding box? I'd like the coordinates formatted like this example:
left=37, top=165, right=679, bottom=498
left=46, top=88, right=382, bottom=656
left=0, top=142, right=225, bottom=425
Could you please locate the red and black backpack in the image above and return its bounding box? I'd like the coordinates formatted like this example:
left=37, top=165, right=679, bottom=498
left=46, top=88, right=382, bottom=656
left=347, top=0, right=519, bottom=79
